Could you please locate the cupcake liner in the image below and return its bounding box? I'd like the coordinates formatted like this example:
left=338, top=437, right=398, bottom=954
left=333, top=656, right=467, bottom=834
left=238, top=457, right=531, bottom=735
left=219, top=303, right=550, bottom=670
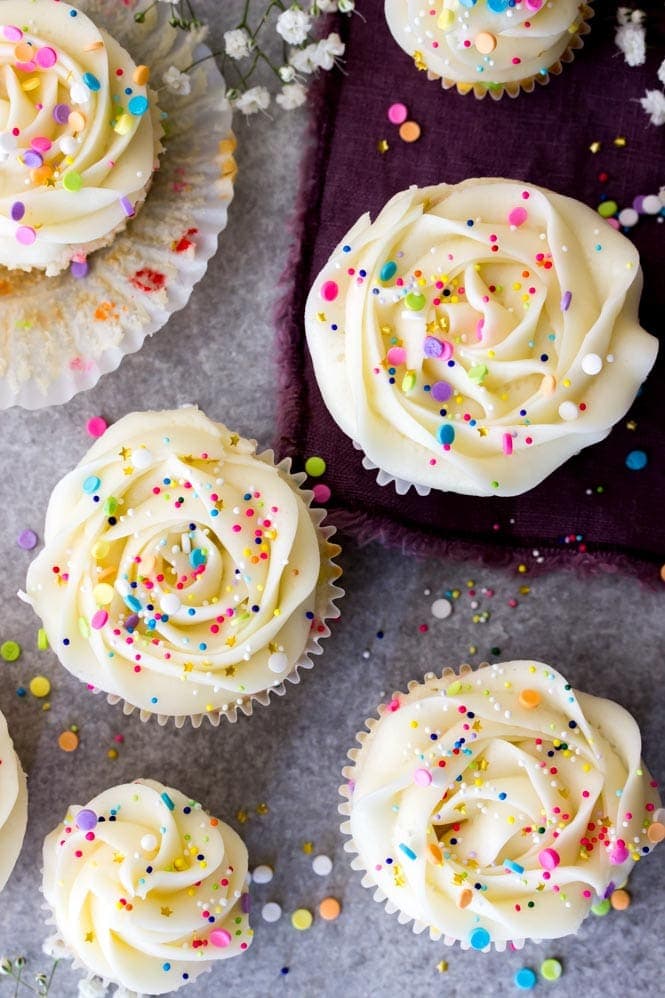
left=427, top=3, right=594, bottom=102
left=100, top=453, right=343, bottom=728
left=0, top=0, right=236, bottom=409
left=352, top=441, right=431, bottom=498
left=339, top=662, right=532, bottom=952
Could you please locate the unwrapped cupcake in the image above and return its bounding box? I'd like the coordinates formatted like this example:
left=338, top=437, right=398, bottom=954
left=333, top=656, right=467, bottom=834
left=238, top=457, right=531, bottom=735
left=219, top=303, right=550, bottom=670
left=340, top=660, right=664, bottom=949
left=42, top=779, right=252, bottom=994
left=0, top=707, right=28, bottom=892
left=0, top=0, right=162, bottom=276
left=25, top=407, right=342, bottom=725
left=305, top=178, right=658, bottom=497
left=384, top=0, right=594, bottom=99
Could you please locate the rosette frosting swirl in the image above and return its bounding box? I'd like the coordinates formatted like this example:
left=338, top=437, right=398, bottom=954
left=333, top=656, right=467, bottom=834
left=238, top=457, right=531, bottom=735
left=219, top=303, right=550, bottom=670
left=43, top=779, right=252, bottom=994
left=0, top=708, right=27, bottom=892
left=26, top=408, right=339, bottom=723
left=385, top=0, right=589, bottom=94
left=0, top=0, right=158, bottom=273
left=306, top=179, right=658, bottom=496
left=340, top=661, right=664, bottom=948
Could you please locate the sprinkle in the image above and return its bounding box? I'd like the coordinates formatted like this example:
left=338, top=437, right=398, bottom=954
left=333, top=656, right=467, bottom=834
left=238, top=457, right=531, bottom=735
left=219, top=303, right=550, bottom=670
left=318, top=897, right=341, bottom=920
left=312, top=854, right=333, bottom=876
left=581, top=353, right=603, bottom=375
left=160, top=792, right=175, bottom=811
left=610, top=888, right=631, bottom=910
left=1, top=641, right=21, bottom=662
left=305, top=456, right=326, bottom=477
left=16, top=226, right=36, bottom=246
left=11, top=202, right=25, bottom=222
left=3, top=26, right=23, bottom=41
left=133, top=65, right=150, bottom=86
left=83, top=72, right=101, bottom=92
left=29, top=675, right=51, bottom=698
left=508, top=206, right=528, bottom=227
left=268, top=652, right=289, bottom=674
left=291, top=908, right=313, bottom=930
left=625, top=450, right=647, bottom=471
left=436, top=424, right=455, bottom=446
left=312, top=483, right=331, bottom=503
left=58, top=730, right=79, bottom=752
left=399, top=842, right=417, bottom=861
left=591, top=898, right=611, bottom=916
left=514, top=968, right=537, bottom=991
left=262, top=902, right=282, bottom=922
left=119, top=196, right=135, bottom=217
left=540, top=959, right=562, bottom=981
left=469, top=927, right=490, bottom=950
left=560, top=290, right=572, bottom=311
left=321, top=280, right=339, bottom=302
left=427, top=843, right=443, bottom=865
left=387, top=103, right=408, bottom=124
left=36, top=46, right=57, bottom=68
left=431, top=597, right=452, bottom=619
left=91, top=610, right=108, bottom=630
left=86, top=416, right=108, bottom=437
left=380, top=260, right=398, bottom=282
left=209, top=929, right=231, bottom=948
left=405, top=291, right=426, bottom=311
left=647, top=822, right=665, bottom=843
left=503, top=858, right=525, bottom=875
left=128, top=95, right=149, bottom=116
left=37, top=629, right=49, bottom=651
left=17, top=529, right=38, bottom=550
left=399, top=120, right=421, bottom=143
left=518, top=689, right=541, bottom=709
left=414, top=768, right=433, bottom=787
left=538, top=848, right=560, bottom=871
left=558, top=401, right=578, bottom=422
left=252, top=864, right=273, bottom=884
left=75, top=809, right=97, bottom=831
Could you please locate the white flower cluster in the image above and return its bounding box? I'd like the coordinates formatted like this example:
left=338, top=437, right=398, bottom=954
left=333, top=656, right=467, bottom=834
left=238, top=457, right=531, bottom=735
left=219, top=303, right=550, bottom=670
left=616, top=7, right=665, bottom=126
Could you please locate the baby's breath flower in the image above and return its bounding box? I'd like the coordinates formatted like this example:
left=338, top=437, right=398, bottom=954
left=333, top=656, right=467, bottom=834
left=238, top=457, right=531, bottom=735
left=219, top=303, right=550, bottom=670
left=234, top=86, right=271, bottom=115
left=276, top=82, right=308, bottom=109
left=224, top=27, right=253, bottom=60
left=163, top=65, right=192, bottom=95
left=276, top=8, right=312, bottom=46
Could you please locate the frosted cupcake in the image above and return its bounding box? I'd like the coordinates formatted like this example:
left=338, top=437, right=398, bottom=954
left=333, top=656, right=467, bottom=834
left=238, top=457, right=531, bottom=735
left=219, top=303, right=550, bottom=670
left=305, top=179, right=658, bottom=497
left=384, top=0, right=594, bottom=100
left=25, top=408, right=342, bottom=726
left=340, top=661, right=664, bottom=949
left=43, top=779, right=252, bottom=994
left=0, top=0, right=162, bottom=276
left=0, top=708, right=28, bottom=892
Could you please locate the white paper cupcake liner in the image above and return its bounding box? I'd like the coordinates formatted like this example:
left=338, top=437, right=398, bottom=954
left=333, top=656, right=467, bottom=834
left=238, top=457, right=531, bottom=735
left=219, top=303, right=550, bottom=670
left=353, top=441, right=431, bottom=497
left=428, top=3, right=594, bottom=102
left=339, top=662, right=533, bottom=952
left=97, top=453, right=343, bottom=728
left=0, top=0, right=236, bottom=409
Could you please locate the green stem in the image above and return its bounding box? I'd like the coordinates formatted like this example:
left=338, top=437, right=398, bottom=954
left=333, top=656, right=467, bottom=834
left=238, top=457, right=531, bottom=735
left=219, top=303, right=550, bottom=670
left=43, top=960, right=59, bottom=997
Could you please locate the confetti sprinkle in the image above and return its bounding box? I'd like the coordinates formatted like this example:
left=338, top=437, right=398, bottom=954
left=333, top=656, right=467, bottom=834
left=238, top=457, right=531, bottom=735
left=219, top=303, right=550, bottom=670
left=318, top=897, right=341, bottom=920
left=17, top=529, right=38, bottom=550
left=291, top=908, right=313, bottom=931
left=1, top=641, right=21, bottom=662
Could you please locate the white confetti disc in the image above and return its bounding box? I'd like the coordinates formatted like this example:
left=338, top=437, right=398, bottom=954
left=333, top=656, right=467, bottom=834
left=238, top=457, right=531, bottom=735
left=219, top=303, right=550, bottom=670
left=558, top=401, right=579, bottom=422
left=312, top=854, right=333, bottom=876
left=252, top=864, right=274, bottom=885
left=431, top=598, right=452, bottom=619
left=261, top=902, right=282, bottom=923
left=581, top=353, right=602, bottom=376
left=268, top=652, right=289, bottom=673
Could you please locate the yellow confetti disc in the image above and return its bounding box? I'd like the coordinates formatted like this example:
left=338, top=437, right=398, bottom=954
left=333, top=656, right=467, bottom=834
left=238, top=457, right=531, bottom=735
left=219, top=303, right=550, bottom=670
left=291, top=908, right=313, bottom=931
left=30, top=675, right=51, bottom=698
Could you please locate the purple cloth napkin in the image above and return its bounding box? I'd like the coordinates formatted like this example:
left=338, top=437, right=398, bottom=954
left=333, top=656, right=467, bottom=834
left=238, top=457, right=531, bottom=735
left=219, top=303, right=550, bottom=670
left=276, top=1, right=665, bottom=577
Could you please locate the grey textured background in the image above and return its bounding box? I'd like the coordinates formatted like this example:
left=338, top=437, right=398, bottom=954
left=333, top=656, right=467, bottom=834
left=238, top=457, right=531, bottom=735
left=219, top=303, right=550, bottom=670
left=1, top=3, right=664, bottom=997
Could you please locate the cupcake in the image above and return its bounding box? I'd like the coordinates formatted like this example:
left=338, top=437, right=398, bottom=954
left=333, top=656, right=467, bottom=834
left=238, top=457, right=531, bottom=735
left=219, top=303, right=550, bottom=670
left=25, top=407, right=342, bottom=726
left=305, top=179, right=658, bottom=497
left=42, top=779, right=252, bottom=994
left=0, top=0, right=162, bottom=276
left=384, top=0, right=594, bottom=100
left=339, top=660, right=664, bottom=949
left=0, top=708, right=28, bottom=893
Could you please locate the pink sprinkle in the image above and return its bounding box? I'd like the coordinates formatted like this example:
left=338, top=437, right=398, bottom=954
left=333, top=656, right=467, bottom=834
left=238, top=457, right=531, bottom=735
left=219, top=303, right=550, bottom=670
left=91, top=610, right=108, bottom=630
left=538, top=848, right=560, bottom=870
left=508, top=206, right=528, bottom=227
left=36, top=46, right=57, bottom=68
left=31, top=136, right=52, bottom=153
left=387, top=346, right=407, bottom=365
left=321, top=280, right=339, bottom=302
left=387, top=698, right=400, bottom=712
left=414, top=768, right=432, bottom=787
left=3, top=25, right=23, bottom=41
left=387, top=102, right=408, bottom=125
left=16, top=226, right=36, bottom=246
left=502, top=433, right=513, bottom=456
left=209, top=929, right=232, bottom=948
left=312, top=483, right=331, bottom=503
left=86, top=416, right=108, bottom=437
left=512, top=57, right=521, bottom=65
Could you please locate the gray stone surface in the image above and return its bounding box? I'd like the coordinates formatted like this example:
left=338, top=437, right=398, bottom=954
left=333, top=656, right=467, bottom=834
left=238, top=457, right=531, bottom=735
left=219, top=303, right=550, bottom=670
left=1, top=3, right=664, bottom=998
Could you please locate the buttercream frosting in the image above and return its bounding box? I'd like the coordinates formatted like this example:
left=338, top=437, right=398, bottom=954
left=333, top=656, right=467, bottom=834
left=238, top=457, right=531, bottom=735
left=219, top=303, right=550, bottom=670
left=305, top=179, right=658, bottom=496
left=26, top=407, right=337, bottom=722
left=341, top=661, right=664, bottom=947
left=0, top=707, right=27, bottom=892
left=385, top=0, right=588, bottom=93
left=42, top=779, right=252, bottom=994
left=0, top=0, right=159, bottom=274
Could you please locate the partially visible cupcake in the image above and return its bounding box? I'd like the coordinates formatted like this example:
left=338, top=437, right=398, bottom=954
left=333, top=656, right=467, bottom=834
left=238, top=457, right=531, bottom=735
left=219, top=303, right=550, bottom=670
left=340, top=660, right=664, bottom=949
left=305, top=179, right=658, bottom=497
left=384, top=0, right=594, bottom=99
left=25, top=407, right=342, bottom=725
left=0, top=708, right=28, bottom=893
left=0, top=0, right=162, bottom=275
left=42, top=779, right=252, bottom=994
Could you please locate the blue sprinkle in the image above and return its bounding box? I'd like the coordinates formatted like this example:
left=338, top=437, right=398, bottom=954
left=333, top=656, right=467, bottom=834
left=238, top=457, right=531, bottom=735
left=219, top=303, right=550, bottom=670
left=189, top=548, right=206, bottom=568
left=398, top=842, right=417, bottom=861
left=83, top=72, right=101, bottom=92
left=514, top=968, right=537, bottom=991
left=160, top=792, right=175, bottom=811
left=379, top=260, right=397, bottom=282
left=125, top=595, right=141, bottom=612
left=162, top=963, right=171, bottom=972
left=82, top=475, right=101, bottom=494
left=626, top=449, right=648, bottom=471
left=469, top=927, right=490, bottom=950
left=503, top=858, right=525, bottom=875
left=128, top=95, right=149, bottom=116
left=437, top=424, right=455, bottom=446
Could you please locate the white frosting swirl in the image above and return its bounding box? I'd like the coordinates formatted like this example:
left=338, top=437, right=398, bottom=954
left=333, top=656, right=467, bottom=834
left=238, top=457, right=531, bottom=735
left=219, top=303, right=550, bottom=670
left=0, top=0, right=158, bottom=274
left=385, top=0, right=589, bottom=94
left=42, top=779, right=252, bottom=995
left=305, top=179, right=658, bottom=496
left=341, top=661, right=663, bottom=947
left=0, top=708, right=27, bottom=892
left=26, top=408, right=338, bottom=723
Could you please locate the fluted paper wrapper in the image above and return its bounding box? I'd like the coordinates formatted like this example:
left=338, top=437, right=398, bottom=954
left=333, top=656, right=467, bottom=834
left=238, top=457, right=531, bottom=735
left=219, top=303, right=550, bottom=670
left=339, top=662, right=531, bottom=952
left=428, top=4, right=594, bottom=102
left=0, top=0, right=236, bottom=409
left=98, top=453, right=343, bottom=728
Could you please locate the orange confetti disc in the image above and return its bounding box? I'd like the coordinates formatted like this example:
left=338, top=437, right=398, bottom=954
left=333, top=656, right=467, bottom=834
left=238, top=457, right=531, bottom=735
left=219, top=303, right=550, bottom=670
left=518, top=688, right=541, bottom=709
left=610, top=889, right=631, bottom=911
left=68, top=111, right=86, bottom=133
left=427, top=843, right=443, bottom=865
left=319, top=897, right=341, bottom=921
left=58, top=731, right=79, bottom=752
left=15, top=42, right=33, bottom=62
left=399, top=120, right=421, bottom=143
left=647, top=821, right=665, bottom=844
left=133, top=65, right=150, bottom=85
left=475, top=32, right=497, bottom=54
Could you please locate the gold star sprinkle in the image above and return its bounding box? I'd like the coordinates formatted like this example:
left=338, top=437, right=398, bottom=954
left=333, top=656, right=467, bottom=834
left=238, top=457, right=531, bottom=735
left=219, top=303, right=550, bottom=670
left=413, top=50, right=427, bottom=71
left=160, top=906, right=173, bottom=917
left=436, top=960, right=449, bottom=974
left=377, top=139, right=389, bottom=154
left=225, top=635, right=236, bottom=648
left=453, top=872, right=467, bottom=886
left=477, top=427, right=488, bottom=437
left=112, top=852, right=125, bottom=864
left=302, top=841, right=314, bottom=854
left=123, top=466, right=134, bottom=476
left=118, top=447, right=131, bottom=460
left=316, top=311, right=327, bottom=322
left=84, top=931, right=94, bottom=943
left=229, top=434, right=240, bottom=446
left=223, top=665, right=237, bottom=677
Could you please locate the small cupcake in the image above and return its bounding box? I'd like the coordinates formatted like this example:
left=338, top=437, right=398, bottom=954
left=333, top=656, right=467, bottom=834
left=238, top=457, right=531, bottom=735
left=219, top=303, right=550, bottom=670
left=384, top=0, right=594, bottom=99
left=305, top=179, right=658, bottom=497
left=0, top=708, right=28, bottom=893
left=0, top=0, right=162, bottom=276
left=42, top=779, right=252, bottom=994
left=340, top=660, right=664, bottom=950
left=25, top=407, right=342, bottom=726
